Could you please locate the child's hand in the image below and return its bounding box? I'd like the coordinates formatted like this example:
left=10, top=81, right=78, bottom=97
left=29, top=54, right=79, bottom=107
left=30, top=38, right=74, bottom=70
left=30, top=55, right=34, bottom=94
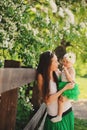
left=65, top=82, right=74, bottom=90
left=63, top=66, right=67, bottom=71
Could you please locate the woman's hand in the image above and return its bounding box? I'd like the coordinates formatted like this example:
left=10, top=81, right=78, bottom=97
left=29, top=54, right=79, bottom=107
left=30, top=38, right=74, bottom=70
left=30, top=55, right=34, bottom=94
left=59, top=95, right=68, bottom=102
left=64, top=82, right=74, bottom=90
left=59, top=95, right=64, bottom=102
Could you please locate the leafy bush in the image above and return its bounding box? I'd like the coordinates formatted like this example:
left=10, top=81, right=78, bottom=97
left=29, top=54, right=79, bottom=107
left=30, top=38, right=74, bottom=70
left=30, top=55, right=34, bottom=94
left=15, top=86, right=33, bottom=130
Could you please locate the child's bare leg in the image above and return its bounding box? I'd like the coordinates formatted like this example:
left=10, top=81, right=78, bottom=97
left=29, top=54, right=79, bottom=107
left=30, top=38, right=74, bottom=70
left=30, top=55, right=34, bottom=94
left=58, top=96, right=64, bottom=117
left=51, top=96, right=64, bottom=122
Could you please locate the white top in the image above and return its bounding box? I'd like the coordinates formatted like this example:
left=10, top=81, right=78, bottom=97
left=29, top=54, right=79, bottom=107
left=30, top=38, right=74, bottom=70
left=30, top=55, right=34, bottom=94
left=61, top=67, right=75, bottom=82
left=46, top=80, right=72, bottom=116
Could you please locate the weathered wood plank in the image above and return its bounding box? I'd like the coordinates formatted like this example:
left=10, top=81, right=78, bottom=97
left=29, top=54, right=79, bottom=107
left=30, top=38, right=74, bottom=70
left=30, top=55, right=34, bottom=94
left=0, top=89, right=18, bottom=130
left=0, top=60, right=20, bottom=130
left=0, top=68, right=36, bottom=93
left=38, top=112, right=47, bottom=130
left=23, top=103, right=46, bottom=130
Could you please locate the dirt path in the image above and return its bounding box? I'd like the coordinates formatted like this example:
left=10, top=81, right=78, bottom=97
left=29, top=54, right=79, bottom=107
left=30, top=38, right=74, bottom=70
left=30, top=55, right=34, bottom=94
left=72, top=99, right=87, bottom=119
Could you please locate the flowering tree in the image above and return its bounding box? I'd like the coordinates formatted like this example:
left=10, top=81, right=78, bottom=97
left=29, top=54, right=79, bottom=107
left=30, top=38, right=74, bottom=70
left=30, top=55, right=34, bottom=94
left=0, top=0, right=87, bottom=68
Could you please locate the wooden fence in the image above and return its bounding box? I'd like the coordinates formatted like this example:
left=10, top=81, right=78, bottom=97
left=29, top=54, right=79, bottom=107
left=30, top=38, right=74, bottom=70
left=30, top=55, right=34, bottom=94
left=0, top=60, right=46, bottom=130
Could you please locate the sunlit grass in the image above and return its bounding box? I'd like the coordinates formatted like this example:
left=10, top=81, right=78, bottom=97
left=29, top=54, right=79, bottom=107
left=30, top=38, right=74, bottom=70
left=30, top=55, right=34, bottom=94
left=76, top=76, right=87, bottom=99
left=75, top=118, right=87, bottom=130
left=74, top=77, right=87, bottom=129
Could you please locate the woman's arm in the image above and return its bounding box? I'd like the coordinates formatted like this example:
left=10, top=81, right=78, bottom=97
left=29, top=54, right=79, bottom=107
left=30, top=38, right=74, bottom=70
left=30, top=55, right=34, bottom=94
left=46, top=82, right=74, bottom=105
left=37, top=73, right=74, bottom=105
left=37, top=74, right=43, bottom=98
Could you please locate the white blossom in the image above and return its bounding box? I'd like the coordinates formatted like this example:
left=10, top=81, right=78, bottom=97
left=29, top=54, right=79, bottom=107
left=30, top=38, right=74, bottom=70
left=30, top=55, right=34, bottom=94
left=31, top=7, right=36, bottom=13
left=49, top=0, right=57, bottom=13
left=33, top=28, right=39, bottom=35
left=59, top=7, right=64, bottom=18
left=80, top=22, right=86, bottom=28
left=0, top=15, right=2, bottom=22
left=45, top=15, right=50, bottom=24
left=64, top=8, right=75, bottom=24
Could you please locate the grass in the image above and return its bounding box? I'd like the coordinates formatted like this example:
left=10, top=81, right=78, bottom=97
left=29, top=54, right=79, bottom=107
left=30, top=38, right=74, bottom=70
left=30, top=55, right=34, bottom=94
left=76, top=76, right=87, bottom=99
left=75, top=76, right=87, bottom=129
left=75, top=118, right=87, bottom=130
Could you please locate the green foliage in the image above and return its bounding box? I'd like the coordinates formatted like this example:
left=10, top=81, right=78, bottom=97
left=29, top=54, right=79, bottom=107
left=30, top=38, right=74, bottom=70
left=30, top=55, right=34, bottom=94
left=15, top=85, right=33, bottom=130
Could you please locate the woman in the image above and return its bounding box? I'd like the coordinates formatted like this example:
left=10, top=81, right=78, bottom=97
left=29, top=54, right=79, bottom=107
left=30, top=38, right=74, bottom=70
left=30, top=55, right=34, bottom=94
left=36, top=51, right=74, bottom=130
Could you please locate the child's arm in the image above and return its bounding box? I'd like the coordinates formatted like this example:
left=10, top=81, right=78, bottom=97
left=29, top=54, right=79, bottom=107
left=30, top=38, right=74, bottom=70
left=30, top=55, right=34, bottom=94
left=63, top=67, right=75, bottom=82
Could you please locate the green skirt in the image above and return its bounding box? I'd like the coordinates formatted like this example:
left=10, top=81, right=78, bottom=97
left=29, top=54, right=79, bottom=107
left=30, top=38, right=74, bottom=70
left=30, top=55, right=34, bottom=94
left=44, top=110, right=74, bottom=130
left=58, top=82, right=80, bottom=100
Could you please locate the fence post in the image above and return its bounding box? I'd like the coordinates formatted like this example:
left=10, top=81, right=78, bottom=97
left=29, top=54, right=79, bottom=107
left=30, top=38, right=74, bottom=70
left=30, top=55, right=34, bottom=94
left=0, top=60, right=20, bottom=130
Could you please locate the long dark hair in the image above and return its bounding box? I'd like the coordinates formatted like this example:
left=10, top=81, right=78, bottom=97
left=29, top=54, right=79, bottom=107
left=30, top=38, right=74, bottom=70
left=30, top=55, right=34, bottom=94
left=37, top=51, right=58, bottom=100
